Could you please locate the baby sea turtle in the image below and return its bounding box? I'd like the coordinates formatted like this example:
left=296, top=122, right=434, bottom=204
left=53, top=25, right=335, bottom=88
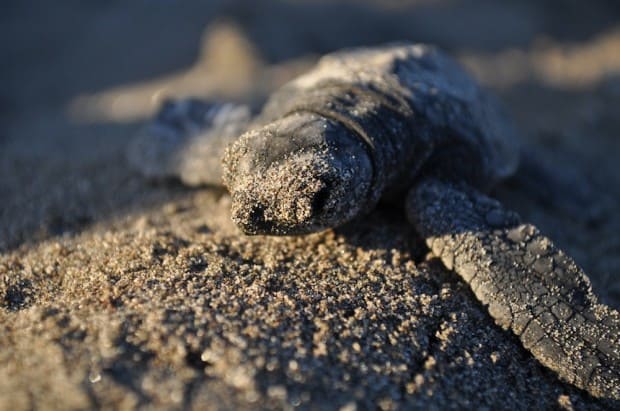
left=128, top=44, right=619, bottom=400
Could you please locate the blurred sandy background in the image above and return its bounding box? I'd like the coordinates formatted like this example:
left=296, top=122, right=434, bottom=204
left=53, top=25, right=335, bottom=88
left=1, top=1, right=620, bottom=410
left=2, top=0, right=620, bottom=257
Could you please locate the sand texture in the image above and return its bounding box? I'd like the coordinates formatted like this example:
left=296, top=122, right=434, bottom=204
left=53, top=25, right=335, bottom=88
left=1, top=1, right=620, bottom=409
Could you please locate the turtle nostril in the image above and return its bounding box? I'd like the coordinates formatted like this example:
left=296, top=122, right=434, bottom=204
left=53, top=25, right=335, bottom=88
left=246, top=204, right=274, bottom=233
left=311, top=179, right=333, bottom=214
left=249, top=204, right=265, bottom=224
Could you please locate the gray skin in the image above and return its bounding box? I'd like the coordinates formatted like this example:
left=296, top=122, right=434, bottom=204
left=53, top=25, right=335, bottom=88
left=128, top=44, right=619, bottom=400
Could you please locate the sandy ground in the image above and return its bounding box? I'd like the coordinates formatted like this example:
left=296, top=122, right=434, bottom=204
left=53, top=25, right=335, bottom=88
left=1, top=1, right=620, bottom=410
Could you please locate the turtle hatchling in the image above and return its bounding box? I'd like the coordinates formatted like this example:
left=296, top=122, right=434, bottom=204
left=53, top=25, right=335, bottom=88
left=128, top=43, right=619, bottom=400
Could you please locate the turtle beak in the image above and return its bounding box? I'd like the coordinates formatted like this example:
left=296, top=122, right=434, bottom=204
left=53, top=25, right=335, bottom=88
left=223, top=113, right=374, bottom=235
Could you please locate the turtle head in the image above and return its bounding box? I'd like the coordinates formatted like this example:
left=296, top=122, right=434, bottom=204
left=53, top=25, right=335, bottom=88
left=223, top=112, right=374, bottom=235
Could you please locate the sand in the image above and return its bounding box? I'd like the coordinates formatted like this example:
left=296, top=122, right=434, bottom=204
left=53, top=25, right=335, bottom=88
left=1, top=1, right=619, bottom=409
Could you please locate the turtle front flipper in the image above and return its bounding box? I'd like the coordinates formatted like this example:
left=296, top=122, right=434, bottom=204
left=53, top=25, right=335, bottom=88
left=127, top=98, right=251, bottom=187
left=407, top=179, right=619, bottom=400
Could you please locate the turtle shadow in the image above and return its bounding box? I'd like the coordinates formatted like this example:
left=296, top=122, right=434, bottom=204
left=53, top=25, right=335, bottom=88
left=333, top=203, right=428, bottom=263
